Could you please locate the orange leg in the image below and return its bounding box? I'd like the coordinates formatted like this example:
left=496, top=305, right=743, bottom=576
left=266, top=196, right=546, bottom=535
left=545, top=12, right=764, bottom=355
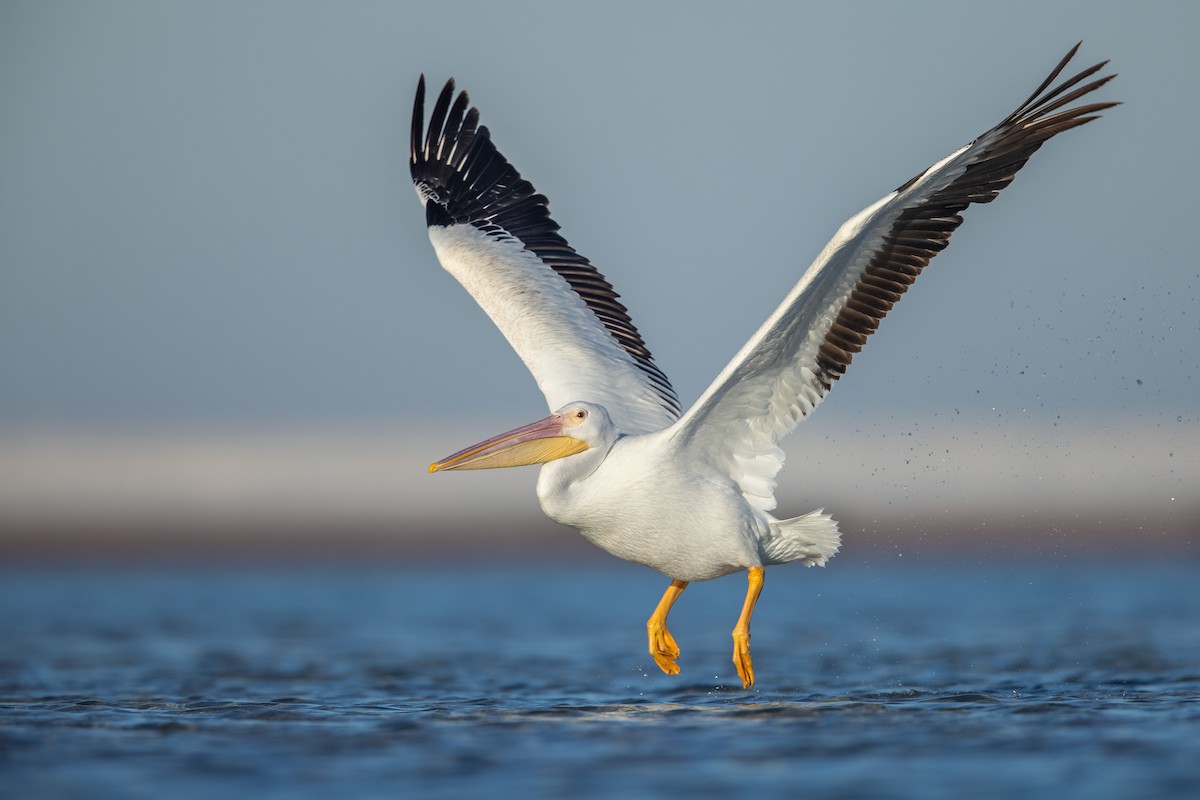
left=646, top=579, right=688, bottom=675
left=731, top=567, right=765, bottom=688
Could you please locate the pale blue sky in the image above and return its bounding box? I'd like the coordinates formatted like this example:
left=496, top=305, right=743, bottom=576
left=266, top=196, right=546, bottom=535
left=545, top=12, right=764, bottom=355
left=1, top=1, right=1196, bottom=433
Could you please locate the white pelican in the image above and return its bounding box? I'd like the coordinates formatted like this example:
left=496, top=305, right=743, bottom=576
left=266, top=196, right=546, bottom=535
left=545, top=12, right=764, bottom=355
left=410, top=44, right=1116, bottom=687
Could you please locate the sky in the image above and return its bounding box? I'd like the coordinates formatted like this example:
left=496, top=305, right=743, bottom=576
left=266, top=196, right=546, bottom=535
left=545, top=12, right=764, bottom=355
left=0, top=2, right=1196, bottom=536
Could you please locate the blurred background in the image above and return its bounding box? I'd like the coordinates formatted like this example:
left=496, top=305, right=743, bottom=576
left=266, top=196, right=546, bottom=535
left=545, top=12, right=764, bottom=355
left=2, top=1, right=1196, bottom=564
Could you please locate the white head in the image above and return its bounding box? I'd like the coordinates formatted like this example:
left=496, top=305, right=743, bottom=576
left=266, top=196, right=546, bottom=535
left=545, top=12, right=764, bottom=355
left=429, top=401, right=617, bottom=473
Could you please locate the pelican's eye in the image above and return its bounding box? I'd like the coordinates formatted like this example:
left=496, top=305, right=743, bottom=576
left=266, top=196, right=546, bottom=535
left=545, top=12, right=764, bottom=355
left=562, top=408, right=588, bottom=428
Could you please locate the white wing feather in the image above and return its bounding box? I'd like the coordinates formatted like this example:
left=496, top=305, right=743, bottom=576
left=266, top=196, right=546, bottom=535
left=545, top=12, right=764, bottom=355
left=668, top=46, right=1117, bottom=512
left=670, top=163, right=957, bottom=513
left=411, top=77, right=680, bottom=436
left=427, top=224, right=679, bottom=435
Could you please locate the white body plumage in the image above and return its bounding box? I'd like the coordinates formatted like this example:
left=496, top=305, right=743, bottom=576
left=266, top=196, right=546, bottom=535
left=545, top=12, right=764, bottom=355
left=533, top=405, right=838, bottom=582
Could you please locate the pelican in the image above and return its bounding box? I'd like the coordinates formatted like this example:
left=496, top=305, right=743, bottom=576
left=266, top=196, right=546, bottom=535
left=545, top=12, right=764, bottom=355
left=410, top=45, right=1116, bottom=687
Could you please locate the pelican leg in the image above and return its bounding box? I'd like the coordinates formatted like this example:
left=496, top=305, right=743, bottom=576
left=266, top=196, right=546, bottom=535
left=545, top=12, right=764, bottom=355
left=646, top=579, right=688, bottom=675
left=731, top=566, right=765, bottom=688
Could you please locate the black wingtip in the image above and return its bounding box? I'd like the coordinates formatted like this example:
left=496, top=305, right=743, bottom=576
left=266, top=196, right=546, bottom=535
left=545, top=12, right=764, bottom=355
left=424, top=78, right=456, bottom=164
left=411, top=75, right=427, bottom=167
left=1003, top=43, right=1118, bottom=128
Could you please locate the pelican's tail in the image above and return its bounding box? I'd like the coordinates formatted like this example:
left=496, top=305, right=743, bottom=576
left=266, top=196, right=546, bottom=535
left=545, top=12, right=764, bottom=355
left=762, top=510, right=841, bottom=567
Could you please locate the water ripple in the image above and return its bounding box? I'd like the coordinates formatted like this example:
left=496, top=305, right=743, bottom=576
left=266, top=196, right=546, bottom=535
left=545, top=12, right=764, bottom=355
left=2, top=562, right=1198, bottom=798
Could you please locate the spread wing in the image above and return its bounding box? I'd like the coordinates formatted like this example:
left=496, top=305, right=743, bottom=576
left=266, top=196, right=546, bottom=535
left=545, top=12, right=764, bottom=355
left=411, top=77, right=680, bottom=435
left=669, top=43, right=1118, bottom=512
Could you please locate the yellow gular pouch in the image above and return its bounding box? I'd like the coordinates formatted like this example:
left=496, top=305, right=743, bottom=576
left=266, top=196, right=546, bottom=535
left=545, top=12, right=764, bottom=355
left=430, top=436, right=587, bottom=472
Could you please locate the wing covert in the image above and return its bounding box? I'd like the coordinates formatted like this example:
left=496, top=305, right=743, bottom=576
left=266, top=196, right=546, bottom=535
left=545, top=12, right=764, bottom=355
left=669, top=44, right=1117, bottom=512
left=411, top=77, right=680, bottom=434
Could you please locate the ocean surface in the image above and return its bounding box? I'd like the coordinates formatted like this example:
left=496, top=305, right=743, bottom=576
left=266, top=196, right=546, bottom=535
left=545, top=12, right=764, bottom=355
left=1, top=556, right=1198, bottom=799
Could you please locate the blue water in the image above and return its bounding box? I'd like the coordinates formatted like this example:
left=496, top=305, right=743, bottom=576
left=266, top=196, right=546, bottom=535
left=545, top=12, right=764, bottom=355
left=2, top=557, right=1198, bottom=799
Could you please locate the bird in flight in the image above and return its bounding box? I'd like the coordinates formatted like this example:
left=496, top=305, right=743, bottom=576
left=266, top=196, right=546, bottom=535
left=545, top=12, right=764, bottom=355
left=409, top=44, right=1116, bottom=688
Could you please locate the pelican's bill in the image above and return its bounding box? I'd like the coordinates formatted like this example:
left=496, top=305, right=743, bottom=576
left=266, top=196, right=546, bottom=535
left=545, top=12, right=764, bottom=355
left=429, top=415, right=588, bottom=472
